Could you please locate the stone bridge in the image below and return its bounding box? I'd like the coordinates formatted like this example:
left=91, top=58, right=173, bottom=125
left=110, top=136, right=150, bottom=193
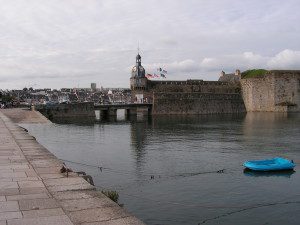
left=94, top=103, right=152, bottom=119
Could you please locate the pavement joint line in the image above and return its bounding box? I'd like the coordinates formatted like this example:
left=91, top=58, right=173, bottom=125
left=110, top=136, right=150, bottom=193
left=63, top=205, right=124, bottom=212
left=97, top=215, right=132, bottom=223
left=0, top=210, right=22, bottom=213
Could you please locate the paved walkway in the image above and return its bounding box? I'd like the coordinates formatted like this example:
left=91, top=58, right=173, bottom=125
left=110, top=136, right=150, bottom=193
left=0, top=108, right=50, bottom=124
left=0, top=111, right=145, bottom=225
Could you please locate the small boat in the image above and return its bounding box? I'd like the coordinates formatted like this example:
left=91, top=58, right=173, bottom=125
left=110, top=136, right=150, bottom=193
left=243, top=157, right=295, bottom=171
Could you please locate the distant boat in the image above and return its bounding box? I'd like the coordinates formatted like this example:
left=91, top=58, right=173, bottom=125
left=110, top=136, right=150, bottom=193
left=243, top=157, right=295, bottom=171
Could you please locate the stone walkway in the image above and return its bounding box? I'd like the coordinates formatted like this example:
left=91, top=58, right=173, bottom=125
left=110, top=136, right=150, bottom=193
left=0, top=111, right=145, bottom=225
left=0, top=108, right=50, bottom=124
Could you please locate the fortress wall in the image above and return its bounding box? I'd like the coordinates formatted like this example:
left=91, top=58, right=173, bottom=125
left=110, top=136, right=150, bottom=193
left=241, top=71, right=300, bottom=112
left=152, top=92, right=246, bottom=115
left=240, top=75, right=275, bottom=112
left=132, top=70, right=300, bottom=114
left=36, top=102, right=95, bottom=121
left=131, top=79, right=241, bottom=105
left=273, top=71, right=300, bottom=112
left=149, top=80, right=240, bottom=94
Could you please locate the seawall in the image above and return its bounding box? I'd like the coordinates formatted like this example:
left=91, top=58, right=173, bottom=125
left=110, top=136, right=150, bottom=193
left=152, top=92, right=246, bottom=115
left=0, top=108, right=51, bottom=124
left=0, top=110, right=145, bottom=225
left=36, top=102, right=95, bottom=122
left=241, top=70, right=300, bottom=112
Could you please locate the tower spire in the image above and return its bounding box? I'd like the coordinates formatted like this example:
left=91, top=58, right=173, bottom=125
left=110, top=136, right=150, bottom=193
left=136, top=43, right=141, bottom=67
left=131, top=45, right=145, bottom=78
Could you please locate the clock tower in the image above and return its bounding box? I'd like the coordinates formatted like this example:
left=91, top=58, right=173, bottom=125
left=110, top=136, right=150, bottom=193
left=130, top=53, right=149, bottom=103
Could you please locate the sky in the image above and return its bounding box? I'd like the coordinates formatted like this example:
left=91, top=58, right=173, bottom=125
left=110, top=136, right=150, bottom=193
left=0, top=0, right=300, bottom=90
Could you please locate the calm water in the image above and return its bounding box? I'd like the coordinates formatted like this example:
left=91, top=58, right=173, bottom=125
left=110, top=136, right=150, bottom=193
left=21, top=112, right=300, bottom=225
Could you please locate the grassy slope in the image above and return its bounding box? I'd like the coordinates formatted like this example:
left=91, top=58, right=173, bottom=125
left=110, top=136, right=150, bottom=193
left=241, top=69, right=268, bottom=79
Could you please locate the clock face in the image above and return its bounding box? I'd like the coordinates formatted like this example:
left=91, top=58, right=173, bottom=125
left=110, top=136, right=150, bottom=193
left=132, top=67, right=137, bottom=72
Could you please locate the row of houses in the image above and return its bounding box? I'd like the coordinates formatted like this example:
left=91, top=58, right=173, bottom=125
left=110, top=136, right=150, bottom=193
left=0, top=87, right=131, bottom=108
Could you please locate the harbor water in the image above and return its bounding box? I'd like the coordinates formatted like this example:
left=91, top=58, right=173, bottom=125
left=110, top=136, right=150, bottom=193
left=21, top=112, right=300, bottom=225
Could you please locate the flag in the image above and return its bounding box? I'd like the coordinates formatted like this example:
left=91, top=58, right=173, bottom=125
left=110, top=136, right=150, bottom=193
left=146, top=74, right=154, bottom=79
left=157, top=67, right=167, bottom=76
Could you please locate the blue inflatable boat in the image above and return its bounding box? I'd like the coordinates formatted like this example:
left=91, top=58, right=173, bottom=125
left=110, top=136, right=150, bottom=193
left=243, top=157, right=295, bottom=171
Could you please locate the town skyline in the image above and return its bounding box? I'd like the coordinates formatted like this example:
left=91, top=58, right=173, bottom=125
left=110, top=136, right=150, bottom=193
left=0, top=0, right=300, bottom=90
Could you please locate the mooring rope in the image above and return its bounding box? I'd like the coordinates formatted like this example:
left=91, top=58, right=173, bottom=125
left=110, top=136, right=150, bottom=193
left=59, top=157, right=227, bottom=179
left=91, top=181, right=300, bottom=211
left=198, top=200, right=300, bottom=224
left=57, top=157, right=300, bottom=225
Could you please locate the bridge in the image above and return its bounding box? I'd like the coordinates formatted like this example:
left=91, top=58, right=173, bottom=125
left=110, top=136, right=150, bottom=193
left=94, top=103, right=152, bottom=119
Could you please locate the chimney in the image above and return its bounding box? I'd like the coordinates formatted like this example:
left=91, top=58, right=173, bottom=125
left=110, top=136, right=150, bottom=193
left=235, top=69, right=241, bottom=79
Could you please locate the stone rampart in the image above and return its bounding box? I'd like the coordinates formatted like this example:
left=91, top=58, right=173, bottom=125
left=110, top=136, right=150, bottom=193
left=149, top=80, right=239, bottom=94
left=132, top=79, right=241, bottom=105
left=36, top=102, right=95, bottom=121
left=152, top=92, right=246, bottom=115
left=241, top=70, right=300, bottom=112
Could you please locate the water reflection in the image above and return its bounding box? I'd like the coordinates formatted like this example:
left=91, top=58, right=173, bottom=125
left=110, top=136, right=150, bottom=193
left=243, top=168, right=295, bottom=178
left=51, top=117, right=95, bottom=125
left=151, top=113, right=246, bottom=128
left=130, top=117, right=152, bottom=167
left=243, top=112, right=298, bottom=135
left=242, top=112, right=300, bottom=156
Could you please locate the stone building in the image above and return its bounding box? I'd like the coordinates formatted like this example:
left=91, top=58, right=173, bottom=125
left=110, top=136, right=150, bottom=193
left=130, top=53, right=148, bottom=103
left=218, top=70, right=241, bottom=83
left=91, top=83, right=97, bottom=92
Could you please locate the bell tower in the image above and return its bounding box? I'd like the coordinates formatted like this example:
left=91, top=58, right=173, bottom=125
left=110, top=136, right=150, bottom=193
left=130, top=53, right=149, bottom=103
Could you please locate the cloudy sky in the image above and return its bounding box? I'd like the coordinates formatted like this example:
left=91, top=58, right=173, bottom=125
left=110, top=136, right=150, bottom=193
left=0, top=0, right=299, bottom=90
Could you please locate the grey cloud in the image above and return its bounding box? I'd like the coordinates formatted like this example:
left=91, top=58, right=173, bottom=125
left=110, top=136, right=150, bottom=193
left=267, top=49, right=300, bottom=69
left=144, top=49, right=300, bottom=77
left=0, top=0, right=299, bottom=89
left=0, top=72, right=98, bottom=83
left=159, top=37, right=178, bottom=46
left=200, top=50, right=300, bottom=72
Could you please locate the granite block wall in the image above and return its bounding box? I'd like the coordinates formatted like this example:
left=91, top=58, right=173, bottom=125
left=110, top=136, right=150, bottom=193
left=152, top=92, right=246, bottom=115
left=241, top=71, right=300, bottom=112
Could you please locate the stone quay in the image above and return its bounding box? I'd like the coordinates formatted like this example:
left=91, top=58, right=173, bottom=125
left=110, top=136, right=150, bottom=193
left=0, top=109, right=145, bottom=225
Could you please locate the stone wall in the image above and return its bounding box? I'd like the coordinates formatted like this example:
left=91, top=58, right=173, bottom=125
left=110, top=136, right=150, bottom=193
left=149, top=80, right=240, bottom=94
left=130, top=78, right=245, bottom=114
left=132, top=70, right=300, bottom=114
left=152, top=92, right=246, bottom=115
left=131, top=79, right=240, bottom=104
left=241, top=70, right=300, bottom=112
left=36, top=102, right=95, bottom=121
